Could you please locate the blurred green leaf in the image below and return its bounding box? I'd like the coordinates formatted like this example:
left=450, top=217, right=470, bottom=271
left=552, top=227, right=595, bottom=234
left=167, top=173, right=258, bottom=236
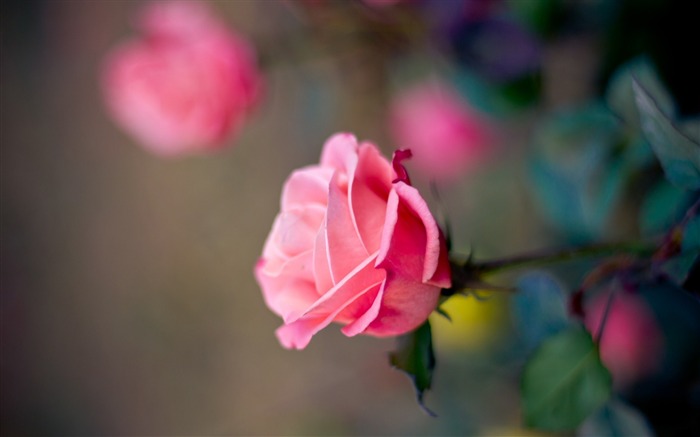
left=680, top=117, right=700, bottom=140
left=641, top=279, right=700, bottom=375
left=578, top=398, right=654, bottom=437
left=452, top=69, right=540, bottom=116
left=606, top=56, right=675, bottom=128
left=633, top=80, right=700, bottom=190
left=389, top=321, right=436, bottom=416
left=661, top=252, right=698, bottom=287
left=682, top=212, right=700, bottom=253
left=507, top=0, right=561, bottom=37
left=639, top=179, right=691, bottom=235
left=512, top=271, right=571, bottom=350
left=522, top=327, right=612, bottom=432
left=498, top=74, right=542, bottom=109
left=663, top=212, right=700, bottom=286
left=529, top=104, right=626, bottom=240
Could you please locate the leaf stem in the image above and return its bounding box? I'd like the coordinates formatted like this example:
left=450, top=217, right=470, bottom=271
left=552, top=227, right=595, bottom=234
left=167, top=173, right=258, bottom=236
left=594, top=285, right=617, bottom=345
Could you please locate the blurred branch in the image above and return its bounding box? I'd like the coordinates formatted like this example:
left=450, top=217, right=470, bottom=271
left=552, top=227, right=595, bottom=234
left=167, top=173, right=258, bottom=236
left=471, top=241, right=656, bottom=275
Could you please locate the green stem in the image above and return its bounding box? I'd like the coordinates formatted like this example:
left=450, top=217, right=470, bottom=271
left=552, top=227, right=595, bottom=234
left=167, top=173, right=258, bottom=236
left=470, top=241, right=656, bottom=276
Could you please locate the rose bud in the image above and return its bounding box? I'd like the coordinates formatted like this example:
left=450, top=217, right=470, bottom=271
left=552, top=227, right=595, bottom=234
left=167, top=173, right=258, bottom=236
left=585, top=287, right=665, bottom=389
left=389, top=81, right=495, bottom=181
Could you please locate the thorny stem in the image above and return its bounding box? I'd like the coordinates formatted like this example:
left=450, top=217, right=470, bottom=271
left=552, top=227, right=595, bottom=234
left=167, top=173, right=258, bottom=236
left=445, top=240, right=655, bottom=295
left=446, top=198, right=699, bottom=296
left=470, top=241, right=657, bottom=276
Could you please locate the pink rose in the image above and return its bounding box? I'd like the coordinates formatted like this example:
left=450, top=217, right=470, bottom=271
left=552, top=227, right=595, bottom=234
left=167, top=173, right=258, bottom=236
left=585, top=289, right=664, bottom=389
left=389, top=82, right=495, bottom=180
left=255, top=133, right=451, bottom=349
left=102, top=1, right=262, bottom=156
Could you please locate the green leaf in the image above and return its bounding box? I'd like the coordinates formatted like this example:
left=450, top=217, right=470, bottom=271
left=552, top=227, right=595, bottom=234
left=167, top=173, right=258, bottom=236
left=389, top=321, right=436, bottom=416
left=633, top=80, right=700, bottom=190
left=522, top=326, right=612, bottom=432
left=578, top=399, right=654, bottom=437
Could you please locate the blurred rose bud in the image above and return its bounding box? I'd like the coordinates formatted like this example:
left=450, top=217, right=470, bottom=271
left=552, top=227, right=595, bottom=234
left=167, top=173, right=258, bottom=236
left=585, top=288, right=664, bottom=389
left=102, top=1, right=263, bottom=156
left=389, top=82, right=495, bottom=180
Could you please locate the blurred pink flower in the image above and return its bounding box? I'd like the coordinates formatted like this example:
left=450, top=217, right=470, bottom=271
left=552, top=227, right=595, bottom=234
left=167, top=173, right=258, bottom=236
left=102, top=1, right=262, bottom=156
left=389, top=82, right=495, bottom=180
left=585, top=289, right=665, bottom=389
left=255, top=133, right=451, bottom=349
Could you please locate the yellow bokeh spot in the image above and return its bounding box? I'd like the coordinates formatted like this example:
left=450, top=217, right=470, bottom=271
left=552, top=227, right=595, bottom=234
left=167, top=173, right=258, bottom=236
left=430, top=292, right=508, bottom=351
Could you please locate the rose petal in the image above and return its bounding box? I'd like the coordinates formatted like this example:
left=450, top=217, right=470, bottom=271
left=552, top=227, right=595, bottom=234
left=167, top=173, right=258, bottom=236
left=340, top=279, right=385, bottom=337
left=300, top=252, right=384, bottom=320
left=276, top=315, right=326, bottom=349
left=375, top=188, right=426, bottom=281
left=320, top=133, right=358, bottom=171
left=325, top=172, right=371, bottom=282
left=281, top=167, right=333, bottom=211
left=393, top=182, right=451, bottom=287
left=313, top=223, right=334, bottom=294
left=261, top=205, right=325, bottom=266
left=349, top=143, right=393, bottom=253
left=364, top=279, right=440, bottom=337
left=255, top=258, right=318, bottom=321
left=277, top=254, right=385, bottom=349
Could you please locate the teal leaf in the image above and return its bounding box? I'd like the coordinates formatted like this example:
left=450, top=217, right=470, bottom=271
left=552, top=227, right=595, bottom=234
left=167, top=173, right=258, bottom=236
left=506, top=0, right=561, bottom=37
left=659, top=203, right=700, bottom=285
left=606, top=56, right=675, bottom=128
left=640, top=279, right=700, bottom=370
left=529, top=104, right=626, bottom=240
left=633, top=80, right=700, bottom=189
left=639, top=179, right=692, bottom=235
left=389, top=321, right=436, bottom=416
left=661, top=252, right=698, bottom=287
left=512, top=271, right=571, bottom=350
left=682, top=213, right=700, bottom=253
left=578, top=399, right=654, bottom=437
left=680, top=117, right=700, bottom=140
left=522, top=327, right=612, bottom=432
left=451, top=69, right=540, bottom=116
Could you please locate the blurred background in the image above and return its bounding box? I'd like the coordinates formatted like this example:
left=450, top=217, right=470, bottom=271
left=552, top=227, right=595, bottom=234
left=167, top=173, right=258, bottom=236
left=1, top=0, right=698, bottom=435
